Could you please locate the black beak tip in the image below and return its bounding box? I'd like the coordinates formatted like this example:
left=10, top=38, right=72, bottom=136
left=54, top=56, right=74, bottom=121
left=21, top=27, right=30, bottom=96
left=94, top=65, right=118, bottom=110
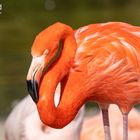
left=26, top=80, right=39, bottom=103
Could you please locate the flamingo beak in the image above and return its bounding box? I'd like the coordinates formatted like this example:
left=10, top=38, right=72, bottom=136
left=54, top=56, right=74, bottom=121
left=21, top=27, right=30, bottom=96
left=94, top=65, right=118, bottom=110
left=26, top=79, right=39, bottom=103
left=26, top=56, right=45, bottom=103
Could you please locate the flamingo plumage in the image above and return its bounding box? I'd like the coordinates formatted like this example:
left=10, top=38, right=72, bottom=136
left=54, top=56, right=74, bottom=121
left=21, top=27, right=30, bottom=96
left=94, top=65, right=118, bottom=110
left=26, top=22, right=140, bottom=140
left=4, top=84, right=85, bottom=140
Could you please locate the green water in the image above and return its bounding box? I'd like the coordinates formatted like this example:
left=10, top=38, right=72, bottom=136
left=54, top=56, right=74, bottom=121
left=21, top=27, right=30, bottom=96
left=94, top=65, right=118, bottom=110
left=0, top=0, right=140, bottom=117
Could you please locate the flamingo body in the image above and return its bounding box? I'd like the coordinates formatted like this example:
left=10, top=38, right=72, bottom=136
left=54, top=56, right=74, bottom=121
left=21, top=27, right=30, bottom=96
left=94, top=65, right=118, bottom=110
left=74, top=22, right=140, bottom=113
left=26, top=22, right=140, bottom=140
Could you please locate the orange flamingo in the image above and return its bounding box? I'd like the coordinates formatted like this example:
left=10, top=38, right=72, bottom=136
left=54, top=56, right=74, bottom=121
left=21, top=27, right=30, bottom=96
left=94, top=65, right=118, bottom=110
left=26, top=22, right=140, bottom=140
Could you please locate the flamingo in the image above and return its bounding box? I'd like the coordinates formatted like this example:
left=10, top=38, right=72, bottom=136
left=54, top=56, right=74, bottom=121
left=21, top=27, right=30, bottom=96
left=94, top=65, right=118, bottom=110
left=4, top=84, right=85, bottom=140
left=81, top=105, right=140, bottom=140
left=26, top=22, right=140, bottom=140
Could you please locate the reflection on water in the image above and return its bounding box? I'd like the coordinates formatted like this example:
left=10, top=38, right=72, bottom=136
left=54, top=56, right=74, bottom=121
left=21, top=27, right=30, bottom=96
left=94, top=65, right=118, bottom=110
left=1, top=0, right=140, bottom=117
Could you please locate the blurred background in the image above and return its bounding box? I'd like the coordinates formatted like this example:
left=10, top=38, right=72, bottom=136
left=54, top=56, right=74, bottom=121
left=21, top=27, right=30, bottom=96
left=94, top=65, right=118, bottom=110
left=1, top=0, right=140, bottom=129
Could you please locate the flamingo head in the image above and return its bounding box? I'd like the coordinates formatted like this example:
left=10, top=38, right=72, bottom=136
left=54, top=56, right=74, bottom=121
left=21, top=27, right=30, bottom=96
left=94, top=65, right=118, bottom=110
left=26, top=22, right=76, bottom=103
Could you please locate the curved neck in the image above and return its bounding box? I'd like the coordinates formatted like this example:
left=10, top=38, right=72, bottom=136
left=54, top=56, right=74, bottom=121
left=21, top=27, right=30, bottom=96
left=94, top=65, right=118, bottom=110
left=37, top=23, right=86, bottom=128
left=37, top=77, right=86, bottom=128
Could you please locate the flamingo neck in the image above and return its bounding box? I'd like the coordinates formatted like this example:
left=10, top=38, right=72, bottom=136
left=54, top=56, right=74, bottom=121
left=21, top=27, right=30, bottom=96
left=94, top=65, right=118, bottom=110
left=37, top=74, right=85, bottom=128
left=37, top=23, right=86, bottom=128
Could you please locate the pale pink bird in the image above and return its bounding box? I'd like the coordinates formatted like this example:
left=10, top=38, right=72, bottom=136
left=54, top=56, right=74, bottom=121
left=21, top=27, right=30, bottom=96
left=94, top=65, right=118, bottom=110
left=81, top=105, right=140, bottom=140
left=5, top=98, right=140, bottom=140
left=4, top=84, right=85, bottom=140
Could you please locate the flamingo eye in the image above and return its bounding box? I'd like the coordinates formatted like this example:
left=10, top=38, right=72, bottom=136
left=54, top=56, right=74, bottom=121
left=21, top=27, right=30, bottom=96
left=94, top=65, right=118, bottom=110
left=43, top=49, right=49, bottom=55
left=42, top=41, right=63, bottom=75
